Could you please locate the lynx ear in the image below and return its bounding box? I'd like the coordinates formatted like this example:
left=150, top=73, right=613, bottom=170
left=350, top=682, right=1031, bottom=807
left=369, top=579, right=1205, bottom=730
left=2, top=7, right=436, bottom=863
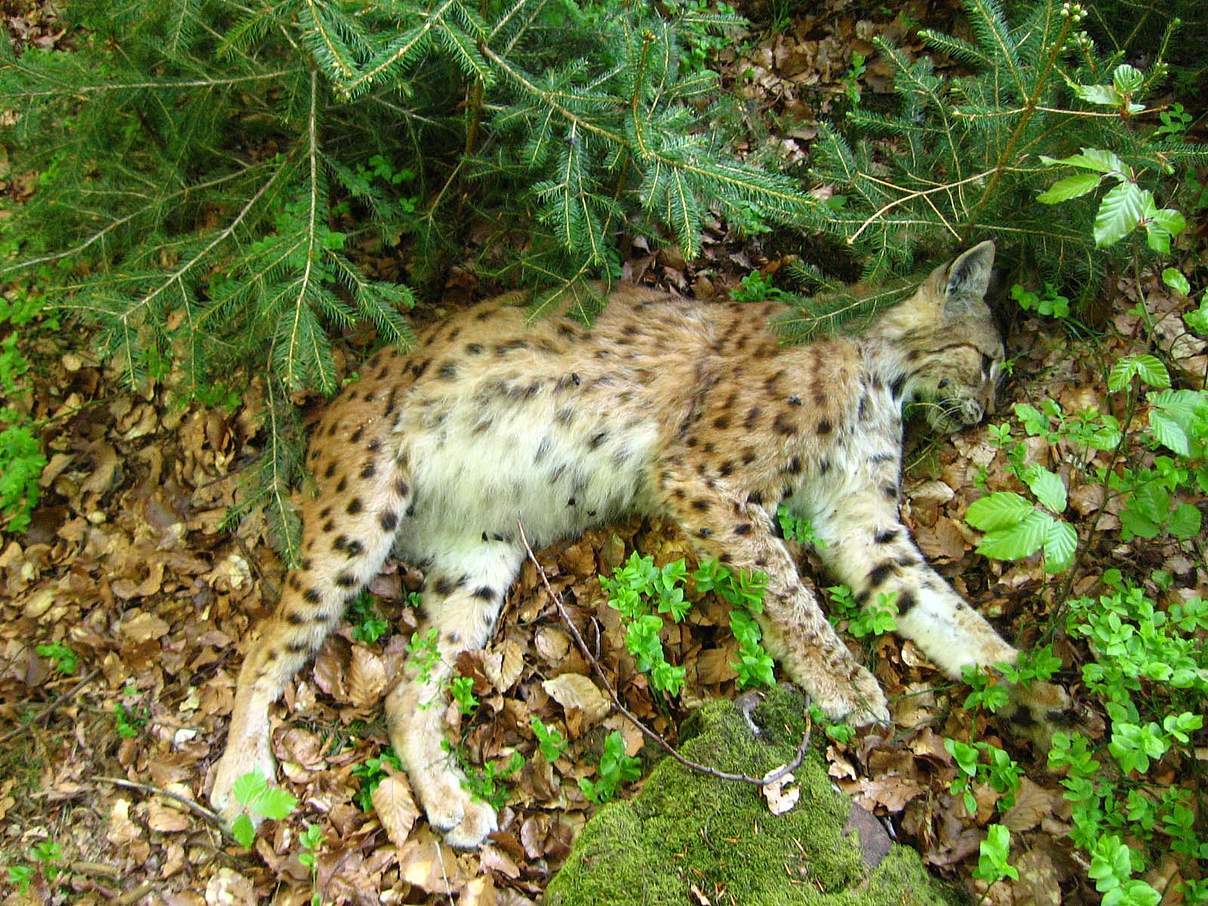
left=943, top=240, right=995, bottom=317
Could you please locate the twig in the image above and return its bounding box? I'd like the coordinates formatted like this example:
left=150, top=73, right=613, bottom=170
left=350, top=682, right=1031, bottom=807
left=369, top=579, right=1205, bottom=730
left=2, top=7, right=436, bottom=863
left=0, top=668, right=100, bottom=745
left=516, top=520, right=810, bottom=787
left=115, top=880, right=156, bottom=906
left=94, top=776, right=225, bottom=829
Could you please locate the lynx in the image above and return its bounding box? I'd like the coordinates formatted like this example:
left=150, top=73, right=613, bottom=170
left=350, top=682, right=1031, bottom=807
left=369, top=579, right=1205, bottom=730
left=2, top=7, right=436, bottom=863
left=211, top=240, right=1066, bottom=848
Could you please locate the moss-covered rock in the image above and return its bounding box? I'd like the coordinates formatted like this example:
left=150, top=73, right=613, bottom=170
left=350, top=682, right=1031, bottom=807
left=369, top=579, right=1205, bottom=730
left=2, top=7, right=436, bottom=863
left=546, top=687, right=966, bottom=906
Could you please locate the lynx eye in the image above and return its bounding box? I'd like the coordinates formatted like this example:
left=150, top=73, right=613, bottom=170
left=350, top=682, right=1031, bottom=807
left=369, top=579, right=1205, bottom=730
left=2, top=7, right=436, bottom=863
left=980, top=353, right=993, bottom=374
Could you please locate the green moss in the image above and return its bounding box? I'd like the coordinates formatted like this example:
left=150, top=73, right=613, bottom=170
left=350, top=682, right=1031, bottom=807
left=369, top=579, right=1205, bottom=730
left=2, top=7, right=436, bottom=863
left=546, top=687, right=967, bottom=906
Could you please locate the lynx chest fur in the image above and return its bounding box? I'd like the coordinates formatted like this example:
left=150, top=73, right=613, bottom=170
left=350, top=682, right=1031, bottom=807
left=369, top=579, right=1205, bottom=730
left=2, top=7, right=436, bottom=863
left=212, top=241, right=1064, bottom=849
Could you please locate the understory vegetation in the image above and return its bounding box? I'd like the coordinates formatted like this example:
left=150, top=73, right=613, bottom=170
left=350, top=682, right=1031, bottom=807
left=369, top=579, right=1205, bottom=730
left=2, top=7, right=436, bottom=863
left=1, top=0, right=1206, bottom=903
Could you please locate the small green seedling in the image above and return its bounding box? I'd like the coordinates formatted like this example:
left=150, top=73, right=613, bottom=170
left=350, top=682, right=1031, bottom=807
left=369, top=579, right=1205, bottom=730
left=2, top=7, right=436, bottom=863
left=352, top=748, right=403, bottom=811
left=972, top=824, right=1018, bottom=883
left=531, top=717, right=568, bottom=761
left=463, top=751, right=524, bottom=810
left=449, top=675, right=478, bottom=715
left=579, top=730, right=642, bottom=804
left=349, top=591, right=389, bottom=644
left=230, top=770, right=298, bottom=848
left=299, top=823, right=324, bottom=906
left=35, top=641, right=78, bottom=675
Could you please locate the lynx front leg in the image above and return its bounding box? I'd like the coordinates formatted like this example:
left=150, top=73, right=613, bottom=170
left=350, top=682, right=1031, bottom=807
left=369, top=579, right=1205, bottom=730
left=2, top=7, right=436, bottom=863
left=385, top=542, right=523, bottom=849
left=811, top=487, right=1071, bottom=733
left=658, top=471, right=889, bottom=724
left=811, top=488, right=1017, bottom=677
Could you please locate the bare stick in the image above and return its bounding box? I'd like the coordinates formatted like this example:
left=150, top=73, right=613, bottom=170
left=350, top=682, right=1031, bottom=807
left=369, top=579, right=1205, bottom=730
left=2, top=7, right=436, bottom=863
left=516, top=519, right=810, bottom=787
left=95, top=776, right=225, bottom=828
left=0, top=668, right=100, bottom=746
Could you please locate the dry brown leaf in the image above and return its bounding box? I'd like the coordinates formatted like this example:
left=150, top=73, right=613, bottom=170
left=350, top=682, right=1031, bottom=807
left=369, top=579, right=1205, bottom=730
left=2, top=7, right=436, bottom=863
left=534, top=626, right=570, bottom=663
left=462, top=876, right=498, bottom=906
left=371, top=774, right=420, bottom=849
left=397, top=832, right=464, bottom=894
left=483, top=637, right=525, bottom=692
left=542, top=673, right=610, bottom=724
left=1002, top=778, right=1060, bottom=833
left=1013, top=849, right=1061, bottom=906
left=119, top=609, right=170, bottom=643
left=347, top=646, right=388, bottom=708
left=147, top=800, right=191, bottom=833
left=204, top=867, right=256, bottom=906
left=761, top=772, right=800, bottom=815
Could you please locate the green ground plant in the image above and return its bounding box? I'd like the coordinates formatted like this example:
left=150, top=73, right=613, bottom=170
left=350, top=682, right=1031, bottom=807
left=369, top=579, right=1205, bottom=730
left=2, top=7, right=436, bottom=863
left=579, top=730, right=642, bottom=804
left=352, top=748, right=403, bottom=812
left=298, top=823, right=324, bottom=906
left=600, top=551, right=775, bottom=693
left=229, top=770, right=299, bottom=848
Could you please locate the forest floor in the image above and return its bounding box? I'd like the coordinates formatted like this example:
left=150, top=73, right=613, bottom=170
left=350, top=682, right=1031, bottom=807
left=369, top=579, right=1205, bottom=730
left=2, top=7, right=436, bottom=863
left=1, top=1, right=1206, bottom=904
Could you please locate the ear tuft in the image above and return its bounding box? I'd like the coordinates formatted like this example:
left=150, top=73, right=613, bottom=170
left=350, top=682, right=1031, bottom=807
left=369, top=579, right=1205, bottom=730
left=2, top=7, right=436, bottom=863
left=944, top=241, right=995, bottom=314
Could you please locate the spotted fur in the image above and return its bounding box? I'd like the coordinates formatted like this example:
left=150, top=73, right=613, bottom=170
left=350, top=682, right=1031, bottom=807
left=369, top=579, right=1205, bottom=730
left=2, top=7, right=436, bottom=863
left=211, top=241, right=1055, bottom=848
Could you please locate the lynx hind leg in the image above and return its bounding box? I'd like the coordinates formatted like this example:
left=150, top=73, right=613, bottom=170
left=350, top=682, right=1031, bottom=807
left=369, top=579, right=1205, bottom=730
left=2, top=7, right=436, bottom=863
left=385, top=542, right=522, bottom=849
left=210, top=435, right=411, bottom=824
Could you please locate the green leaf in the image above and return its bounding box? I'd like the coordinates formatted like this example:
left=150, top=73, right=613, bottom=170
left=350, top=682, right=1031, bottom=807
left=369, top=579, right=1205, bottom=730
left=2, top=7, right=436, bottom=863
left=1022, top=465, right=1067, bottom=513
left=1109, top=354, right=1170, bottom=392
left=977, top=510, right=1051, bottom=561
left=1037, top=172, right=1101, bottom=204
left=1162, top=267, right=1190, bottom=296
left=1094, top=182, right=1146, bottom=247
left=1112, top=64, right=1144, bottom=94
left=256, top=786, right=298, bottom=820
left=1072, top=83, right=1122, bottom=107
left=965, top=492, right=1033, bottom=531
left=232, top=771, right=267, bottom=806
left=1167, top=503, right=1201, bottom=540
left=1040, top=148, right=1124, bottom=175
left=1145, top=207, right=1186, bottom=255
left=1147, top=410, right=1189, bottom=456
left=1132, top=354, right=1170, bottom=389
left=231, top=813, right=256, bottom=848
left=1043, top=519, right=1077, bottom=573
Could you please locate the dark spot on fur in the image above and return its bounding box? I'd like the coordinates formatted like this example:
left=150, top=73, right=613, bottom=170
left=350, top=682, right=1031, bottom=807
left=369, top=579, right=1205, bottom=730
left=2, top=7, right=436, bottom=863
left=867, top=561, right=896, bottom=588
left=882, top=484, right=898, bottom=500
left=360, top=463, right=375, bottom=480
left=335, top=573, right=357, bottom=589
left=713, top=415, right=730, bottom=430
left=787, top=395, right=801, bottom=407
left=434, top=577, right=455, bottom=596
left=785, top=456, right=802, bottom=475
left=772, top=414, right=796, bottom=436
left=691, top=498, right=710, bottom=512
left=322, top=519, right=335, bottom=533
left=286, top=612, right=306, bottom=625
left=347, top=498, right=363, bottom=515
left=890, top=375, right=906, bottom=399
left=748, top=491, right=764, bottom=506
left=744, top=406, right=762, bottom=428
left=411, top=359, right=430, bottom=379
left=897, top=591, right=918, bottom=615
left=379, top=511, right=398, bottom=531
left=817, top=418, right=833, bottom=435
left=336, top=477, right=348, bottom=493
left=874, top=528, right=899, bottom=544
left=719, top=460, right=734, bottom=477
left=588, top=431, right=607, bottom=450
left=304, top=588, right=321, bottom=604
left=472, top=586, right=495, bottom=601
left=287, top=641, right=310, bottom=654
left=324, top=463, right=337, bottom=479
left=346, top=540, right=364, bottom=557
left=394, top=479, right=409, bottom=498
left=698, top=528, right=713, bottom=538
left=733, top=523, right=752, bottom=536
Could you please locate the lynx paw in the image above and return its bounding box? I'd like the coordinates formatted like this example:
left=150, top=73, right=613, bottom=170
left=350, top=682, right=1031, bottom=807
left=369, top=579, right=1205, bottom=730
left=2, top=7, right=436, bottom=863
left=418, top=774, right=499, bottom=850
left=210, top=731, right=277, bottom=826
left=814, top=665, right=890, bottom=726
left=1004, top=680, right=1075, bottom=747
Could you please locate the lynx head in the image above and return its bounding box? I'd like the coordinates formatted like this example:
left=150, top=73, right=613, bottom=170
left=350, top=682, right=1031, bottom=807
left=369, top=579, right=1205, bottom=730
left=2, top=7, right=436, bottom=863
left=875, top=241, right=1004, bottom=433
